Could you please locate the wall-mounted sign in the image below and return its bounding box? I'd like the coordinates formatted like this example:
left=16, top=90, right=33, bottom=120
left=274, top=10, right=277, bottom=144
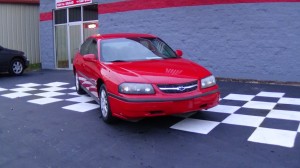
left=56, top=0, right=93, bottom=9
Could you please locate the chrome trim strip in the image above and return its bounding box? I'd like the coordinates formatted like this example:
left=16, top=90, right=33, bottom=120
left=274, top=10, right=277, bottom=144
left=159, top=84, right=198, bottom=91
left=108, top=89, right=219, bottom=103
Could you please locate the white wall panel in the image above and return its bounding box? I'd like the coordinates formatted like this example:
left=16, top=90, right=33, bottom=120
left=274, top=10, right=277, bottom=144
left=0, top=3, right=40, bottom=64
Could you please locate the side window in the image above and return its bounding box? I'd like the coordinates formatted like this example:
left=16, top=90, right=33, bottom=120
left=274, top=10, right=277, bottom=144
left=152, top=38, right=176, bottom=58
left=80, top=38, right=93, bottom=55
left=87, top=39, right=98, bottom=59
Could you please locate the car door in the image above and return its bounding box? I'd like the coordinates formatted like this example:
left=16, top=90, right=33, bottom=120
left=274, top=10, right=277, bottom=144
left=0, top=46, right=4, bottom=70
left=82, top=39, right=101, bottom=98
left=0, top=46, right=11, bottom=71
left=75, top=38, right=93, bottom=88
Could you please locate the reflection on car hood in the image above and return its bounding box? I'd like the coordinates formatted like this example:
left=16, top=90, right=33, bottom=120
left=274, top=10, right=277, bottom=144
left=106, top=58, right=211, bottom=84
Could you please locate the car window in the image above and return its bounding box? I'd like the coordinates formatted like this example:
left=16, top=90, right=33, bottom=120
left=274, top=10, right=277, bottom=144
left=100, top=37, right=177, bottom=62
left=80, top=38, right=93, bottom=55
left=151, top=38, right=176, bottom=57
left=87, top=39, right=98, bottom=59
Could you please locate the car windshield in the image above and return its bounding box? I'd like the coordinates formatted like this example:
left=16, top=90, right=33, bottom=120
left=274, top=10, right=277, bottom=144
left=100, top=37, right=177, bottom=62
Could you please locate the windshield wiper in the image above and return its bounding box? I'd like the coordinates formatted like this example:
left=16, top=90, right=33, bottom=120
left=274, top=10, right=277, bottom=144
left=162, top=56, right=178, bottom=59
left=110, top=60, right=127, bottom=62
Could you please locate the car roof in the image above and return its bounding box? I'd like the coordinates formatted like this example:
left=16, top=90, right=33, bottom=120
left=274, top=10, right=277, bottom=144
left=89, top=33, right=157, bottom=40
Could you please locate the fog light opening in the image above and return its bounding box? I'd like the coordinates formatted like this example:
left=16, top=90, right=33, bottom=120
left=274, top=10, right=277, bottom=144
left=149, top=110, right=164, bottom=115
left=200, top=104, right=207, bottom=108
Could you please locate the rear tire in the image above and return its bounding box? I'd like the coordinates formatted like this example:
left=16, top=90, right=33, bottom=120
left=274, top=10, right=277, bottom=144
left=99, top=84, right=115, bottom=124
left=9, top=59, right=24, bottom=75
left=75, top=72, right=85, bottom=95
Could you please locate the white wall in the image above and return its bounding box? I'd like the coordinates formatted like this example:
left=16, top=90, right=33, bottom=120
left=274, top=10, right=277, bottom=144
left=0, top=3, right=40, bottom=64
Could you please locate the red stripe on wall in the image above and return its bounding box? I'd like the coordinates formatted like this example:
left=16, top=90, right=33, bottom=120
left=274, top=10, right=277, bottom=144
left=40, top=12, right=52, bottom=21
left=98, top=0, right=300, bottom=14
left=39, top=0, right=300, bottom=21
left=0, top=0, right=39, bottom=4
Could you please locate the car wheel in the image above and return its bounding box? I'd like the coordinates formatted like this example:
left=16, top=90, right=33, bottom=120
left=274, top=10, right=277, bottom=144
left=9, top=59, right=24, bottom=75
left=75, top=72, right=85, bottom=94
left=99, top=84, right=115, bottom=123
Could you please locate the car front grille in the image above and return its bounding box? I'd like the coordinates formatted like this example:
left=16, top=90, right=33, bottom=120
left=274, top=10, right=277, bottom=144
left=157, top=80, right=198, bottom=93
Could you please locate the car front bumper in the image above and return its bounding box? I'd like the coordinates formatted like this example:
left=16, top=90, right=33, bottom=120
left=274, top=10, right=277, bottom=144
left=108, top=89, right=220, bottom=120
left=24, top=59, right=30, bottom=69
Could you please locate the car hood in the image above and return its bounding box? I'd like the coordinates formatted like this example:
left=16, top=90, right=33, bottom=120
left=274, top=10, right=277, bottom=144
left=1, top=48, right=24, bottom=56
left=105, top=58, right=212, bottom=84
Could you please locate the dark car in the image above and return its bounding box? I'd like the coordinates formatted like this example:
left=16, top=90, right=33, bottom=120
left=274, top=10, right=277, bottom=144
left=0, top=45, right=29, bottom=75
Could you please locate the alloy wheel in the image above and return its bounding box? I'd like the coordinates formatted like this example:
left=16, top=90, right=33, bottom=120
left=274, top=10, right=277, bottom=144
left=12, top=61, right=23, bottom=74
left=75, top=73, right=80, bottom=91
left=100, top=89, right=108, bottom=118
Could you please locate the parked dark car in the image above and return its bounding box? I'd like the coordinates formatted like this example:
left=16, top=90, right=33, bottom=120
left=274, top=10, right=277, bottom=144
left=0, top=45, right=29, bottom=75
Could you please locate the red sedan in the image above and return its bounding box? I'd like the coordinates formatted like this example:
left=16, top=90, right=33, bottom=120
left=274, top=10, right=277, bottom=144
left=73, top=33, right=220, bottom=123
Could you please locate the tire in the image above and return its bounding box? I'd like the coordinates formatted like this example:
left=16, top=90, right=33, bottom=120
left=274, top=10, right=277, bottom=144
left=9, top=59, right=24, bottom=75
left=75, top=72, right=85, bottom=95
left=99, top=84, right=115, bottom=124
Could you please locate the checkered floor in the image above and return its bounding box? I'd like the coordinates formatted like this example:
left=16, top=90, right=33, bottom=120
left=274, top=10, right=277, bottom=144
left=1, top=82, right=300, bottom=148
left=171, top=92, right=300, bottom=148
left=0, top=82, right=99, bottom=113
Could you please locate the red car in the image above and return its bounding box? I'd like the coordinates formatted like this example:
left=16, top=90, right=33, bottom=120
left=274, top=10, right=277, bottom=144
left=73, top=33, right=220, bottom=123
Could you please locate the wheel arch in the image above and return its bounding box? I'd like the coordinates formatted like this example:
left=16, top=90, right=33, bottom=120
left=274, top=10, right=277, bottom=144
left=97, top=78, right=105, bottom=96
left=73, top=66, right=76, bottom=75
left=10, top=56, right=25, bottom=64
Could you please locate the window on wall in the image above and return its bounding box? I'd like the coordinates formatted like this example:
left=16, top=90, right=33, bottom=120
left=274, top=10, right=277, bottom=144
left=54, top=4, right=98, bottom=24
left=83, top=4, right=98, bottom=21
left=53, top=4, right=99, bottom=69
left=69, top=7, right=81, bottom=22
left=54, top=9, right=67, bottom=24
left=83, top=22, right=99, bottom=39
left=55, top=25, right=68, bottom=68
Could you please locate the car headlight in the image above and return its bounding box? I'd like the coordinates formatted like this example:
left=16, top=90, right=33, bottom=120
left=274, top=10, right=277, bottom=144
left=201, top=75, right=216, bottom=88
left=119, top=83, right=155, bottom=94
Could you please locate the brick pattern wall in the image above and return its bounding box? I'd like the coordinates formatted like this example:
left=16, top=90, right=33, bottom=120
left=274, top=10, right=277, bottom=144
left=98, top=1, right=300, bottom=82
left=40, top=21, right=55, bottom=69
left=39, top=0, right=300, bottom=82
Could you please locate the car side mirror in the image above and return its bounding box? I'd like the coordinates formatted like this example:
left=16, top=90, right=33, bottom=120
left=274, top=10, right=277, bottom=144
left=176, top=50, right=183, bottom=57
left=83, top=54, right=96, bottom=62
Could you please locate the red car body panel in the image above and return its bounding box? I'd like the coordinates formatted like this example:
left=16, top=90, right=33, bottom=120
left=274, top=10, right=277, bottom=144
left=73, top=33, right=220, bottom=120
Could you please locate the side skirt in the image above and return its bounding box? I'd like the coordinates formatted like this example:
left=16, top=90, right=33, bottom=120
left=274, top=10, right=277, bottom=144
left=80, top=85, right=100, bottom=104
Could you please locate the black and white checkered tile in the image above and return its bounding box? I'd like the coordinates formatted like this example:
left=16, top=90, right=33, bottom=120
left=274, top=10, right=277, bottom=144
left=0, top=82, right=99, bottom=112
left=1, top=82, right=300, bottom=148
left=171, top=92, right=300, bottom=148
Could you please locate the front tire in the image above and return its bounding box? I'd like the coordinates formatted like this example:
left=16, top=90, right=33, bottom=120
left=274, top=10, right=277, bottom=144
left=99, top=84, right=115, bottom=124
left=9, top=59, right=24, bottom=75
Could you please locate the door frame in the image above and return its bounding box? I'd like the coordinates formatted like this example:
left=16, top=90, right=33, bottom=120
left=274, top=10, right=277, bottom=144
left=67, top=22, right=83, bottom=70
left=53, top=4, right=99, bottom=70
